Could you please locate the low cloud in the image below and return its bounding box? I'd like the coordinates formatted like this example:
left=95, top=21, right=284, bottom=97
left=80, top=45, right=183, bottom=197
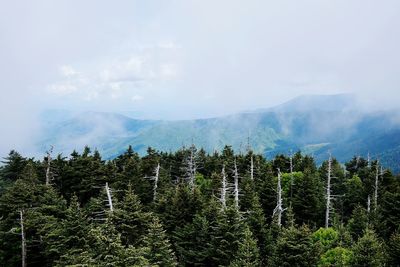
left=46, top=42, right=181, bottom=104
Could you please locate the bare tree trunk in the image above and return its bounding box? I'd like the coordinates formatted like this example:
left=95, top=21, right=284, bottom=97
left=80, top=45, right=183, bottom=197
left=220, top=165, right=227, bottom=209
left=233, top=159, right=240, bottom=209
left=153, top=163, right=160, bottom=201
left=325, top=153, right=332, bottom=228
left=273, top=168, right=284, bottom=227
left=250, top=155, right=254, bottom=181
left=105, top=182, right=114, bottom=212
left=189, top=145, right=196, bottom=190
left=289, top=152, right=294, bottom=201
left=20, top=210, right=26, bottom=267
left=374, top=162, right=379, bottom=211
left=45, top=146, right=53, bottom=186
left=183, top=145, right=197, bottom=191
left=367, top=195, right=371, bottom=213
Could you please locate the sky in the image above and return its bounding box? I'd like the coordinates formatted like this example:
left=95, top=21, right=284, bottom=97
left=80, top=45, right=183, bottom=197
left=0, top=0, right=400, bottom=154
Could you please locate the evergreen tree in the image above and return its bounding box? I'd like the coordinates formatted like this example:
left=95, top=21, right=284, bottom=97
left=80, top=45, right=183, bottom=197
left=273, top=225, right=320, bottom=267
left=44, top=195, right=89, bottom=265
left=174, top=214, right=213, bottom=266
left=111, top=185, right=152, bottom=246
left=142, top=217, right=177, bottom=266
left=387, top=231, right=400, bottom=266
left=0, top=150, right=27, bottom=182
left=229, top=226, right=260, bottom=267
left=210, top=206, right=246, bottom=266
left=351, top=228, right=386, bottom=267
left=292, top=169, right=324, bottom=226
left=347, top=205, right=369, bottom=240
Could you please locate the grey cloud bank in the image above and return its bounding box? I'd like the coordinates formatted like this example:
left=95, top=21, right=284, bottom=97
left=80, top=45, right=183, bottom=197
left=0, top=0, right=400, bottom=156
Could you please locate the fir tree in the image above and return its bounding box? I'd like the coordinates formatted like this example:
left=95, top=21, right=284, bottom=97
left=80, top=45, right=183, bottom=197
left=387, top=231, right=400, bottom=266
left=351, top=228, right=386, bottom=267
left=229, top=226, right=260, bottom=267
left=174, top=214, right=212, bottom=266
left=273, top=225, right=320, bottom=267
left=111, top=185, right=152, bottom=246
left=210, top=205, right=246, bottom=266
left=142, top=217, right=177, bottom=266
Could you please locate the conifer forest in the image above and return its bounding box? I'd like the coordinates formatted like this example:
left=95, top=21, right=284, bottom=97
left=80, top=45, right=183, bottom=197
left=0, top=145, right=399, bottom=266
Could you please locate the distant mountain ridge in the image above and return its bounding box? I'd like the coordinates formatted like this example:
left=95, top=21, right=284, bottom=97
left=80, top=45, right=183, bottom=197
left=38, top=94, right=400, bottom=172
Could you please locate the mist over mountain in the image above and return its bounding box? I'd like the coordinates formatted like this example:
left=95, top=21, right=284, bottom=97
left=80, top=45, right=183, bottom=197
left=37, top=94, right=400, bottom=172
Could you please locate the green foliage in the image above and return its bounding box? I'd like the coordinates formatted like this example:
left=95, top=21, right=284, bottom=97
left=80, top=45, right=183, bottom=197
left=111, top=185, right=152, bottom=246
left=229, top=226, right=260, bottom=267
left=273, top=225, right=320, bottom=267
left=312, top=227, right=339, bottom=251
left=174, top=214, right=212, bottom=265
left=347, top=205, right=369, bottom=239
left=318, top=246, right=353, bottom=267
left=351, top=228, right=386, bottom=267
left=142, top=217, right=177, bottom=267
left=0, top=147, right=398, bottom=266
left=387, top=231, right=400, bottom=266
left=210, top=206, right=247, bottom=266
left=291, top=168, right=324, bottom=226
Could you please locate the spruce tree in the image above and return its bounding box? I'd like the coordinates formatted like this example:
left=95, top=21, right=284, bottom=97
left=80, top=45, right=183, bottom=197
left=174, top=214, right=212, bottom=266
left=111, top=185, right=152, bottom=246
left=229, top=226, right=260, bottom=267
left=351, top=228, right=386, bottom=267
left=210, top=205, right=246, bottom=266
left=291, top=169, right=324, bottom=226
left=45, top=195, right=89, bottom=264
left=387, top=231, right=400, bottom=266
left=273, top=225, right=320, bottom=267
left=142, top=217, right=177, bottom=266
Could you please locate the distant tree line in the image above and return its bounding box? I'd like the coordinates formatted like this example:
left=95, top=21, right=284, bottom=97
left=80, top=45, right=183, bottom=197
left=0, top=145, right=399, bottom=266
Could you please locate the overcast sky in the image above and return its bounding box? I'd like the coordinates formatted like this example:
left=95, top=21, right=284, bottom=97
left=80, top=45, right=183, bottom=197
left=1, top=0, right=400, bottom=153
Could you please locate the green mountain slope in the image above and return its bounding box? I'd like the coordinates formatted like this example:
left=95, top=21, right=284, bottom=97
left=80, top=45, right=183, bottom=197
left=37, top=95, right=400, bottom=172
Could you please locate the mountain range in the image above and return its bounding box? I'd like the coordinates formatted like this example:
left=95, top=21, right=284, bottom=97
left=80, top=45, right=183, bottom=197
left=38, top=94, right=400, bottom=172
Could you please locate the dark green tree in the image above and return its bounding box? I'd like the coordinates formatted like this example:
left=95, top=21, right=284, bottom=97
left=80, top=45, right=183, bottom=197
left=142, top=217, right=177, bottom=266
left=111, top=185, right=152, bottom=246
left=272, top=225, right=320, bottom=267
left=229, top=225, right=260, bottom=267
left=351, top=228, right=386, bottom=266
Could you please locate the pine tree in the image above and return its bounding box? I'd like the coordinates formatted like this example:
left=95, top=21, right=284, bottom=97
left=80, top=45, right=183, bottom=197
left=45, top=195, right=89, bottom=264
left=273, top=225, right=320, bottom=267
left=174, top=214, right=212, bottom=265
left=210, top=206, right=246, bottom=266
left=291, top=169, right=324, bottom=226
left=347, top=205, right=369, bottom=240
left=155, top=184, right=203, bottom=233
left=351, top=228, right=386, bottom=267
left=111, top=185, right=152, bottom=246
left=0, top=162, right=67, bottom=266
left=229, top=226, right=260, bottom=267
left=387, top=231, right=400, bottom=266
left=142, top=217, right=177, bottom=266
left=0, top=150, right=27, bottom=182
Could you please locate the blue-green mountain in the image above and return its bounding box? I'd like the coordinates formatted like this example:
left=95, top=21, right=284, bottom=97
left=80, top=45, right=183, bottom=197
left=38, top=94, right=400, bottom=172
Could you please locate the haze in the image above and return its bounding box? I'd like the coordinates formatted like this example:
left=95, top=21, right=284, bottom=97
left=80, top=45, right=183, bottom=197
left=1, top=0, right=400, bottom=155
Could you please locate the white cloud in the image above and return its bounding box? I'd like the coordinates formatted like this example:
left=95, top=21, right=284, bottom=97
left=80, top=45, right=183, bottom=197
left=160, top=63, right=178, bottom=79
left=101, top=57, right=149, bottom=83
left=59, top=65, right=78, bottom=77
left=47, top=41, right=181, bottom=104
left=48, top=82, right=78, bottom=95
left=131, top=95, right=144, bottom=102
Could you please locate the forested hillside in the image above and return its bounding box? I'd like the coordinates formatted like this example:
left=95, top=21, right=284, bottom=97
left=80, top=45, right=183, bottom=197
left=0, top=145, right=399, bottom=266
left=38, top=95, right=400, bottom=173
